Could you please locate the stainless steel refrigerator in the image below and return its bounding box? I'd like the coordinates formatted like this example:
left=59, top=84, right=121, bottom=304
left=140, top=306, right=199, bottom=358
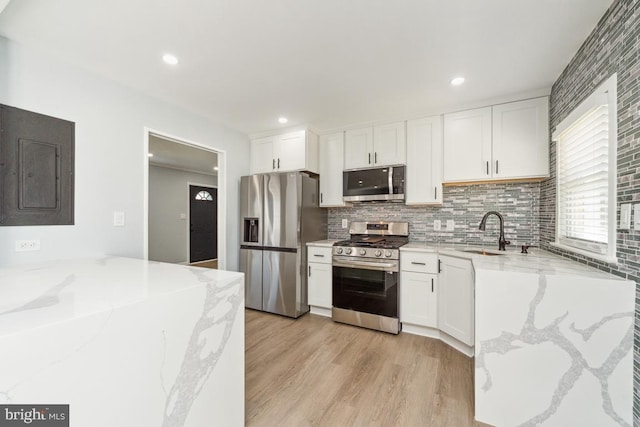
left=239, top=172, right=327, bottom=318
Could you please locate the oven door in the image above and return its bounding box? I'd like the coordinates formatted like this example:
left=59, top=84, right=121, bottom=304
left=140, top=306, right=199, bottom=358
left=332, top=257, right=398, bottom=318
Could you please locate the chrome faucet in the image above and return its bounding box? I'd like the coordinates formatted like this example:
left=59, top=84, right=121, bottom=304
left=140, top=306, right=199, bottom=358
left=479, top=211, right=511, bottom=251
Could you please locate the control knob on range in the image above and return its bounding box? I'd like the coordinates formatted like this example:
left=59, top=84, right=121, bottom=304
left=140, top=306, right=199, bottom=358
left=374, top=250, right=382, bottom=257
left=345, top=248, right=353, bottom=255
left=385, top=250, right=392, bottom=258
left=359, top=249, right=366, bottom=256
left=336, top=247, right=343, bottom=254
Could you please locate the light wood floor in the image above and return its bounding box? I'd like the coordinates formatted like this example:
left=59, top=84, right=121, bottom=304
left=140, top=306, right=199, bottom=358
left=189, top=259, right=217, bottom=269
left=246, top=309, right=489, bottom=427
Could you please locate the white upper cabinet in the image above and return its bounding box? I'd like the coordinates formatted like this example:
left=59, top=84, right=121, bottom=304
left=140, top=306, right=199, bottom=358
left=492, top=97, right=549, bottom=179
left=344, top=122, right=406, bottom=169
left=251, top=136, right=277, bottom=175
left=250, top=130, right=318, bottom=174
left=344, top=127, right=374, bottom=169
left=443, top=97, right=549, bottom=183
left=319, top=132, right=346, bottom=207
left=443, top=107, right=492, bottom=182
left=373, top=121, right=406, bottom=166
left=406, top=115, right=443, bottom=205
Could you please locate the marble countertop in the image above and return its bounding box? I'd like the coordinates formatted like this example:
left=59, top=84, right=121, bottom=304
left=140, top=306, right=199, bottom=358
left=306, top=239, right=340, bottom=247
left=401, top=243, right=626, bottom=281
left=0, top=257, right=244, bottom=337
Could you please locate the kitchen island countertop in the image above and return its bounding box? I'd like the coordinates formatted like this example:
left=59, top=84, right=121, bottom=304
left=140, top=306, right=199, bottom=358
left=0, top=257, right=245, bottom=426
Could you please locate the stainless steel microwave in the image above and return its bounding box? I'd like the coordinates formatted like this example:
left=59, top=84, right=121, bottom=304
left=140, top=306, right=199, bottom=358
left=343, top=166, right=405, bottom=203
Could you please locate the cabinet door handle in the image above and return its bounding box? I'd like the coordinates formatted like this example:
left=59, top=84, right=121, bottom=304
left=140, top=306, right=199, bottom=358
left=313, top=254, right=324, bottom=258
left=486, top=161, right=489, bottom=175
left=431, top=278, right=434, bottom=292
left=434, top=187, right=437, bottom=199
left=320, top=193, right=323, bottom=203
left=411, top=261, right=426, bottom=265
left=375, top=152, right=377, bottom=164
left=308, top=266, right=311, bottom=277
left=368, top=153, right=371, bottom=164
left=438, top=259, right=442, bottom=273
left=496, top=160, right=499, bottom=174
left=277, top=158, right=280, bottom=169
left=273, top=159, right=276, bottom=170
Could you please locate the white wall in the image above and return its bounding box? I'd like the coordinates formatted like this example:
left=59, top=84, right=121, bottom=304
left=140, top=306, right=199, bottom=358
left=148, top=165, right=217, bottom=264
left=0, top=37, right=249, bottom=269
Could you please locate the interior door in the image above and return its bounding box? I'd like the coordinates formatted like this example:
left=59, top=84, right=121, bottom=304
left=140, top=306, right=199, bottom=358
left=189, top=185, right=218, bottom=263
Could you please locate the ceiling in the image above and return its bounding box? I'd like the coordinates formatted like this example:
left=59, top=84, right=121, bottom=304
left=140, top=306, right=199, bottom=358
left=148, top=134, right=218, bottom=176
left=0, top=0, right=613, bottom=135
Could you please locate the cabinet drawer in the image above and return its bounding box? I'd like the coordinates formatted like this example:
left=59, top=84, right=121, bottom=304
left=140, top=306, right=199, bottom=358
left=401, top=252, right=438, bottom=274
left=307, top=246, right=332, bottom=264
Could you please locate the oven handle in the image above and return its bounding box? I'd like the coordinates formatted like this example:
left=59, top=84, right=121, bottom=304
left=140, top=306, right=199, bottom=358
left=332, top=258, right=398, bottom=272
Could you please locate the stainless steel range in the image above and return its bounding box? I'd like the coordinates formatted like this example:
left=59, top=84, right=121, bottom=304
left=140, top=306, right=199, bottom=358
left=332, top=221, right=409, bottom=334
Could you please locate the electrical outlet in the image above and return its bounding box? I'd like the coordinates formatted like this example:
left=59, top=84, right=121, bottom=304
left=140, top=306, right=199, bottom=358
left=113, top=211, right=125, bottom=227
left=15, top=239, right=41, bottom=252
left=620, top=203, right=631, bottom=230
left=434, top=220, right=441, bottom=231
left=446, top=219, right=455, bottom=230
left=342, top=219, right=348, bottom=229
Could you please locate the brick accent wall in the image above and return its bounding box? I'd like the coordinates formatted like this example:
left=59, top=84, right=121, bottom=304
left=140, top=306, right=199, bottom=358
left=539, top=0, right=640, bottom=422
left=328, top=182, right=541, bottom=248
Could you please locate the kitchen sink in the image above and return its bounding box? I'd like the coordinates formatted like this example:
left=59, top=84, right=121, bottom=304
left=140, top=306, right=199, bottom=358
left=461, top=249, right=504, bottom=256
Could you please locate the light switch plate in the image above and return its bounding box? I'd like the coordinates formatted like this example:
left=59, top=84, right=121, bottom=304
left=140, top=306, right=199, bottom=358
left=113, top=211, right=125, bottom=227
left=434, top=220, right=441, bottom=231
left=446, top=219, right=455, bottom=230
left=15, top=239, right=41, bottom=252
left=620, top=203, right=631, bottom=230
left=341, top=219, right=348, bottom=229
left=634, top=204, right=640, bottom=231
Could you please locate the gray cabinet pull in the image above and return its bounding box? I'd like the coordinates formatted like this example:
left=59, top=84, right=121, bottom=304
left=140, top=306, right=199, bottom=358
left=308, top=266, right=311, bottom=277
left=320, top=193, right=323, bottom=203
left=368, top=153, right=371, bottom=164
left=411, top=261, right=426, bottom=265
left=313, top=254, right=325, bottom=257
left=486, top=161, right=489, bottom=175
left=272, top=159, right=275, bottom=169
left=431, top=278, right=434, bottom=292
left=434, top=187, right=437, bottom=199
left=496, top=160, right=499, bottom=174
left=277, top=158, right=280, bottom=169
left=375, top=152, right=377, bottom=163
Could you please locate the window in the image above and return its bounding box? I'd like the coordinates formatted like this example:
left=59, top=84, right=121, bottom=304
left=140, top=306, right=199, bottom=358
left=552, top=74, right=617, bottom=262
left=195, top=190, right=213, bottom=201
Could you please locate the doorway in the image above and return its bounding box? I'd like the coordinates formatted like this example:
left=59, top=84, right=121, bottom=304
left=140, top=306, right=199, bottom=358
left=145, top=130, right=225, bottom=269
left=189, top=184, right=218, bottom=264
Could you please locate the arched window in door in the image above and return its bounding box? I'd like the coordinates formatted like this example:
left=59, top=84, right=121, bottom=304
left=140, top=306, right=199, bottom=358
left=195, top=190, right=213, bottom=201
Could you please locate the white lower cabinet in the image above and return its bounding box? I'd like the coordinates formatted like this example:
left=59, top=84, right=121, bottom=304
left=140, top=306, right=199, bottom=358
left=307, top=246, right=333, bottom=316
left=400, top=251, right=439, bottom=329
left=438, top=255, right=474, bottom=346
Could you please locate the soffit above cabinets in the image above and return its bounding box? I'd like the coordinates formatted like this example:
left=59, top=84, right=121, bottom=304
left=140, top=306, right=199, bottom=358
left=0, top=0, right=613, bottom=134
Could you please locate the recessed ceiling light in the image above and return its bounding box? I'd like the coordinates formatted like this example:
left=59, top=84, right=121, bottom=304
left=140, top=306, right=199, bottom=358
left=162, top=54, right=179, bottom=65
left=278, top=117, right=288, bottom=124
left=451, top=76, right=465, bottom=86
left=147, top=153, right=154, bottom=157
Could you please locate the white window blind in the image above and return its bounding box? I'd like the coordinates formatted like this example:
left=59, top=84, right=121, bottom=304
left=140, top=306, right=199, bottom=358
left=557, top=105, right=609, bottom=254
left=553, top=73, right=617, bottom=262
